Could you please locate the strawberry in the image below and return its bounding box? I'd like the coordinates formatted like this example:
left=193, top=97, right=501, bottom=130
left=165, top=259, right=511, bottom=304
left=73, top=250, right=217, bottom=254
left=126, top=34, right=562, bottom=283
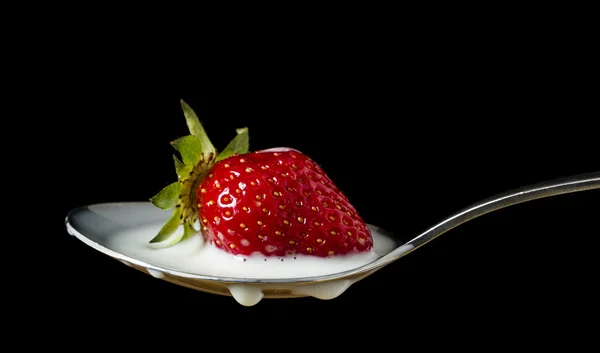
left=149, top=100, right=373, bottom=257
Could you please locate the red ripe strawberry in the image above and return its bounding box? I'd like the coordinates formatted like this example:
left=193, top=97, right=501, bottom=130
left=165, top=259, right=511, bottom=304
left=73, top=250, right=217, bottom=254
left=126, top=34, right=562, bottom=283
left=197, top=149, right=372, bottom=257
left=149, top=100, right=373, bottom=257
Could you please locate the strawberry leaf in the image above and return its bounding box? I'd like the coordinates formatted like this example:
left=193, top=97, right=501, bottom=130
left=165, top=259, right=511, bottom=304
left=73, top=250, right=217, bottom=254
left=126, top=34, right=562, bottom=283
left=180, top=99, right=216, bottom=156
left=173, top=155, right=193, bottom=177
left=157, top=231, right=186, bottom=247
left=182, top=222, right=196, bottom=241
left=215, top=127, right=249, bottom=162
left=149, top=206, right=183, bottom=243
left=171, top=135, right=203, bottom=165
left=150, top=182, right=181, bottom=210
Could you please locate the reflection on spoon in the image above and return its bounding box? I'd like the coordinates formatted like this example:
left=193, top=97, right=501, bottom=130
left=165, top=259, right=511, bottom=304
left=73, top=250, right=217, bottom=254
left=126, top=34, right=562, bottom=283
left=65, top=171, right=600, bottom=306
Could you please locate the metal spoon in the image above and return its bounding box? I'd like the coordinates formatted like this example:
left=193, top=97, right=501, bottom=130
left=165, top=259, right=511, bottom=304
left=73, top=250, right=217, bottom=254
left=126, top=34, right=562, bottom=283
left=65, top=171, right=600, bottom=306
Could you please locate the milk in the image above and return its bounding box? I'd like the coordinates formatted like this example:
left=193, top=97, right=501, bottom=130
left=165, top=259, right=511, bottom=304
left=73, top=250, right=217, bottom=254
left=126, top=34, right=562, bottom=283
left=106, top=222, right=397, bottom=306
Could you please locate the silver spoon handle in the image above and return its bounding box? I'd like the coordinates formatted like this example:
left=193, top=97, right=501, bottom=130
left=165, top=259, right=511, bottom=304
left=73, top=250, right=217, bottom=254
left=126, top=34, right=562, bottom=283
left=381, top=171, right=600, bottom=263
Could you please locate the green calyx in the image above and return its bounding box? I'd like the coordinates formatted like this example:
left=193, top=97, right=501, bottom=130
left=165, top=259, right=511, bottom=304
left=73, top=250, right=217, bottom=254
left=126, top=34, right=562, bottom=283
left=148, top=100, right=249, bottom=247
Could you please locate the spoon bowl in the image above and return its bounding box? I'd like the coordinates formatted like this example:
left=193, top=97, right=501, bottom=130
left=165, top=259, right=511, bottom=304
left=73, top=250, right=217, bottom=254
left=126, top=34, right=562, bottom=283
left=65, top=171, right=599, bottom=306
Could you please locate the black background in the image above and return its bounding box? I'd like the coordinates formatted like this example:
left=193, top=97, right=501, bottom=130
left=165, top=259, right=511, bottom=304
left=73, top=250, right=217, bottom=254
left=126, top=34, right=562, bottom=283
left=38, top=26, right=598, bottom=347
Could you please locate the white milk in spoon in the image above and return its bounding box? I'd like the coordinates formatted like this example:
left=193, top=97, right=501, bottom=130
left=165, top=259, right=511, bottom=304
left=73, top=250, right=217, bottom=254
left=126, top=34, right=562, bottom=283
left=107, top=223, right=397, bottom=305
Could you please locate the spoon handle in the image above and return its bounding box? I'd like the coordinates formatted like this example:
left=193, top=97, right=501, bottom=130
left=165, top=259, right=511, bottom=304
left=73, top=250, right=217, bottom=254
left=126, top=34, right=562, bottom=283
left=383, top=171, right=600, bottom=262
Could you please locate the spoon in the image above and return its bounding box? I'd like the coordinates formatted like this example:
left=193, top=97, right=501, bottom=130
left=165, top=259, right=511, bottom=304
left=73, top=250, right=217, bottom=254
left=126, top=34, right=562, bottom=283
left=65, top=171, right=600, bottom=306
